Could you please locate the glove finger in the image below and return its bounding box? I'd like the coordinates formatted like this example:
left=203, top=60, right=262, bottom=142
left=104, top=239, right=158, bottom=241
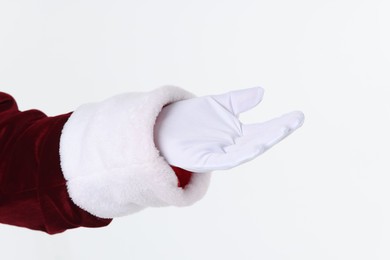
left=243, top=111, right=304, bottom=136
left=210, top=86, right=264, bottom=116
left=240, top=111, right=304, bottom=151
left=184, top=111, right=304, bottom=172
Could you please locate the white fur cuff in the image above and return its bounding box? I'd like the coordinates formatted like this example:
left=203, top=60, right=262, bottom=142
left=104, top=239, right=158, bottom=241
left=59, top=86, right=211, bottom=218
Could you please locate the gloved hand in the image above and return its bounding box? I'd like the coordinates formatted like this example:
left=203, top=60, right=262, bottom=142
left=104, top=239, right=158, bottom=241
left=154, top=87, right=304, bottom=173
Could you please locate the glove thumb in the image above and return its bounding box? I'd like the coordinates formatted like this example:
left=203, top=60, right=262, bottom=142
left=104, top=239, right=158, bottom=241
left=210, top=86, right=264, bottom=116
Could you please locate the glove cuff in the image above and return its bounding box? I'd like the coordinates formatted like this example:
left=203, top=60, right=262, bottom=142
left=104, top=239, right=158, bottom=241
left=59, top=86, right=212, bottom=218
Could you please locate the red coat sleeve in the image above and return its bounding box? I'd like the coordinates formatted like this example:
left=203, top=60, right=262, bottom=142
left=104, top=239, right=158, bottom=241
left=0, top=92, right=193, bottom=234
left=0, top=92, right=113, bottom=234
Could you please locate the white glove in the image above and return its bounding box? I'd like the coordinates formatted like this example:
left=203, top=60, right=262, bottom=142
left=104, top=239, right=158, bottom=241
left=154, top=87, right=304, bottom=173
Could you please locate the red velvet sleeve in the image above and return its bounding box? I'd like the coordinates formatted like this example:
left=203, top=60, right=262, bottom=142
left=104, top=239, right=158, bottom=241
left=0, top=92, right=113, bottom=234
left=0, top=92, right=193, bottom=234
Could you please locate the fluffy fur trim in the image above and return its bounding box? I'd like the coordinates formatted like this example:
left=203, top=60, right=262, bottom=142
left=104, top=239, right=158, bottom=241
left=59, top=86, right=211, bottom=218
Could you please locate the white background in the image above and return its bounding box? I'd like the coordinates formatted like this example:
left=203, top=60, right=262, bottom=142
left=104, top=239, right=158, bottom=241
left=1, top=0, right=390, bottom=259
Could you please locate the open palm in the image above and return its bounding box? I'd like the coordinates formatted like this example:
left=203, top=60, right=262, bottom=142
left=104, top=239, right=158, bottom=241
left=154, top=87, right=304, bottom=173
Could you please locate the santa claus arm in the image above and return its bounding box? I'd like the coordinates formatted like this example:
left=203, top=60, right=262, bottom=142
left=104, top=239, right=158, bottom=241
left=0, top=86, right=304, bottom=235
